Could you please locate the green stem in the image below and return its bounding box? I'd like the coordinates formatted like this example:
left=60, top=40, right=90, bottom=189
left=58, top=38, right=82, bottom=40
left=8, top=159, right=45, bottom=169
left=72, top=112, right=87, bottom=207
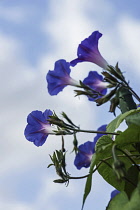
left=112, top=144, right=118, bottom=162
left=68, top=154, right=140, bottom=180
left=128, top=86, right=140, bottom=102
left=61, top=135, right=65, bottom=152
left=101, top=159, right=112, bottom=168
left=122, top=80, right=140, bottom=102
left=69, top=161, right=103, bottom=180
left=69, top=128, right=119, bottom=136
left=123, top=177, right=137, bottom=187
left=69, top=159, right=112, bottom=180
left=116, top=148, right=140, bottom=172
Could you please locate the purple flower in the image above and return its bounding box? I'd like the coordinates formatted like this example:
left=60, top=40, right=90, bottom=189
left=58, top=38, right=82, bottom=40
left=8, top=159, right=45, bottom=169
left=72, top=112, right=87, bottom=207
left=74, top=141, right=96, bottom=170
left=110, top=189, right=120, bottom=199
left=70, top=31, right=108, bottom=69
left=74, top=125, right=107, bottom=170
left=83, top=71, right=108, bottom=101
left=46, top=59, right=79, bottom=95
left=24, top=109, right=54, bottom=147
left=94, top=124, right=107, bottom=142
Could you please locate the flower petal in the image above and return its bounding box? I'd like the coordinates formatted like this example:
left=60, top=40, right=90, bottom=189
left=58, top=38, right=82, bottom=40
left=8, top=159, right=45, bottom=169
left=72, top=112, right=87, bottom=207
left=70, top=31, right=108, bottom=69
left=24, top=109, right=53, bottom=146
left=74, top=141, right=95, bottom=170
left=47, top=59, right=73, bottom=95
left=83, top=71, right=107, bottom=101
left=94, top=124, right=107, bottom=143
left=111, top=189, right=120, bottom=199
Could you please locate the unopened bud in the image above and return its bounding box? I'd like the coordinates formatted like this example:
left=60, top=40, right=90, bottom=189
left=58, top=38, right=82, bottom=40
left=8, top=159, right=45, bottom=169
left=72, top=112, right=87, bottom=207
left=112, top=160, right=126, bottom=180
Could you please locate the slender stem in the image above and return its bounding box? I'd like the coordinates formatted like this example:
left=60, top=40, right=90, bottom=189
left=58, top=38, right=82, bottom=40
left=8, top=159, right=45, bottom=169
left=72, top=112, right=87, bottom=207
left=123, top=177, right=137, bottom=187
left=128, top=86, right=140, bottom=102
left=116, top=148, right=140, bottom=172
left=52, top=128, right=119, bottom=136
left=112, top=144, right=118, bottom=162
left=69, top=156, right=114, bottom=180
left=70, top=128, right=119, bottom=136
left=122, top=80, right=140, bottom=102
left=101, top=159, right=112, bottom=168
left=61, top=135, right=65, bottom=152
left=69, top=161, right=102, bottom=180
left=68, top=154, right=140, bottom=180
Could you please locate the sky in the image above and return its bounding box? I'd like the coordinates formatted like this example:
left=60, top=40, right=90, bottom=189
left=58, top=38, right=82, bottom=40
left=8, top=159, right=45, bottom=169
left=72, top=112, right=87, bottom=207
left=1, top=0, right=140, bottom=210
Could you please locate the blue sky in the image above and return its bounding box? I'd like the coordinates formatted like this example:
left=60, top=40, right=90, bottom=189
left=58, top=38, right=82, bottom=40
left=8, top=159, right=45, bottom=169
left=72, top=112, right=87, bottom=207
left=1, top=1, right=140, bottom=210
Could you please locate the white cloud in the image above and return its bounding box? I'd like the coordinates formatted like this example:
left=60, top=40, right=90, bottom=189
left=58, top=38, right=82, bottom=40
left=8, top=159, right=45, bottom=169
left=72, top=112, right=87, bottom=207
left=33, top=176, right=80, bottom=210
left=0, top=4, right=97, bottom=191
left=100, top=15, right=140, bottom=94
left=1, top=1, right=140, bottom=210
left=118, top=16, right=140, bottom=71
left=42, top=0, right=96, bottom=57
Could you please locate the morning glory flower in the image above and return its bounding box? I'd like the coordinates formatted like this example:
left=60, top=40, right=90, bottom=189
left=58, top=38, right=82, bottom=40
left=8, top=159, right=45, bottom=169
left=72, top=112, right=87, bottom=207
left=74, top=125, right=107, bottom=170
left=24, top=109, right=54, bottom=147
left=46, top=59, right=79, bottom=95
left=74, top=141, right=96, bottom=170
left=94, top=124, right=107, bottom=142
left=110, top=189, right=120, bottom=199
left=83, top=71, right=108, bottom=101
left=70, top=31, right=108, bottom=69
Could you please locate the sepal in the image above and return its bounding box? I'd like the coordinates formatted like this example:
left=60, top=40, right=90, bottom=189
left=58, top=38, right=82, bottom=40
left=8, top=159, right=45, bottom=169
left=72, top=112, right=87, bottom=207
left=95, top=87, right=118, bottom=106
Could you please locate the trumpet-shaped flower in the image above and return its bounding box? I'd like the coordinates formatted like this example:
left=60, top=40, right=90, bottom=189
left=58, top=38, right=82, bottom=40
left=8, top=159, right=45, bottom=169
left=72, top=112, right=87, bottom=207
left=74, top=141, right=96, bottom=170
left=46, top=59, right=79, bottom=95
left=24, top=109, right=54, bottom=147
left=83, top=71, right=108, bottom=101
left=94, top=124, right=107, bottom=142
left=74, top=125, right=107, bottom=169
left=70, top=31, right=108, bottom=69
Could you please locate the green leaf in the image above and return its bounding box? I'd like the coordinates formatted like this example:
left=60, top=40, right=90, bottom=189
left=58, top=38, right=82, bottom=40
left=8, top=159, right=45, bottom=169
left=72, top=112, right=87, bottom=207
left=109, top=95, right=119, bottom=115
left=125, top=182, right=140, bottom=210
left=118, top=87, right=137, bottom=115
left=95, top=135, right=113, bottom=152
left=124, top=165, right=139, bottom=199
left=95, top=87, right=117, bottom=106
left=81, top=153, right=96, bottom=210
left=107, top=108, right=140, bottom=134
left=97, top=151, right=125, bottom=191
left=115, top=62, right=125, bottom=80
left=115, top=124, right=140, bottom=147
left=96, top=136, right=132, bottom=191
left=107, top=182, right=140, bottom=210
left=106, top=191, right=129, bottom=210
left=89, top=153, right=97, bottom=173
left=61, top=112, right=77, bottom=127
left=126, top=112, right=140, bottom=126
left=102, top=71, right=118, bottom=83
left=106, top=64, right=125, bottom=81
left=53, top=152, right=58, bottom=165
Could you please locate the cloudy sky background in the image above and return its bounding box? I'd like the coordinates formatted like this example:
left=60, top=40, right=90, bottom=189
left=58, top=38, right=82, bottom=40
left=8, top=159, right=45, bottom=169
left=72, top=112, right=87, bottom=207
left=1, top=0, right=140, bottom=209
